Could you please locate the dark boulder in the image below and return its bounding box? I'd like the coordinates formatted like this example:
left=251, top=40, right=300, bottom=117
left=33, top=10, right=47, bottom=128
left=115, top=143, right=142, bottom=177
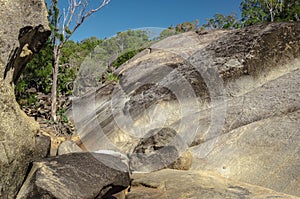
left=129, top=127, right=192, bottom=172
left=16, top=152, right=131, bottom=199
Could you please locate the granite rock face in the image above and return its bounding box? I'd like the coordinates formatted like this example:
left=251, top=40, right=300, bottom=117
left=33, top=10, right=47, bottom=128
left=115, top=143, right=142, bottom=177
left=0, top=0, right=50, bottom=82
left=191, top=109, right=300, bottom=197
left=127, top=169, right=299, bottom=199
left=0, top=78, right=40, bottom=198
left=16, top=153, right=131, bottom=199
left=4, top=25, right=51, bottom=84
left=71, top=22, right=300, bottom=197
left=0, top=0, right=50, bottom=198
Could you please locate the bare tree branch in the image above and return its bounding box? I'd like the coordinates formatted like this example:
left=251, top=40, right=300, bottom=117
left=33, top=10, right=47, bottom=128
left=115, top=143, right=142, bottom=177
left=72, top=0, right=110, bottom=34
left=49, top=0, right=110, bottom=121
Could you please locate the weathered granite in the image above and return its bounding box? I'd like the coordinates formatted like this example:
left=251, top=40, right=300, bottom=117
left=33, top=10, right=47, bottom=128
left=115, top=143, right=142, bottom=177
left=0, top=0, right=49, bottom=80
left=127, top=169, right=299, bottom=199
left=191, top=109, right=300, bottom=197
left=0, top=77, right=40, bottom=198
left=70, top=22, right=300, bottom=197
left=0, top=0, right=50, bottom=198
left=57, top=140, right=83, bottom=155
left=16, top=153, right=131, bottom=199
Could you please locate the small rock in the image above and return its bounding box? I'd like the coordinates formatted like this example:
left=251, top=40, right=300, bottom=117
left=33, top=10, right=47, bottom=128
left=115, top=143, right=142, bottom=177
left=168, top=150, right=193, bottom=170
left=58, top=140, right=83, bottom=155
left=34, top=134, right=51, bottom=158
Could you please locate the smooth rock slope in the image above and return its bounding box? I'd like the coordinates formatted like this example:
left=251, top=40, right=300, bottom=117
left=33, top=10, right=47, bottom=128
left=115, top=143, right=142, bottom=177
left=127, top=169, right=299, bottom=199
left=71, top=22, right=300, bottom=197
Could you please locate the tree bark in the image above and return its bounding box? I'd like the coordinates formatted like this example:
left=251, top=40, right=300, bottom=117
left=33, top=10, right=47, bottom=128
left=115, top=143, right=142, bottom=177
left=51, top=46, right=61, bottom=122
left=270, top=8, right=274, bottom=22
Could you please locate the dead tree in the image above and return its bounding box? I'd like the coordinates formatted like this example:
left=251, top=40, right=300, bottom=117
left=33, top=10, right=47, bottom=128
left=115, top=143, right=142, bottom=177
left=49, top=0, right=110, bottom=122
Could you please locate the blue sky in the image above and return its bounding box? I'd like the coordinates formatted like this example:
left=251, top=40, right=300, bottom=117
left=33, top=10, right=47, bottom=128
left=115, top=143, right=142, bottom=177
left=56, top=0, right=242, bottom=41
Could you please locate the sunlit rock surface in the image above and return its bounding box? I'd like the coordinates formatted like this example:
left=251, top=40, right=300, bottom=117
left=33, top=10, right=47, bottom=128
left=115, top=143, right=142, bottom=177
left=127, top=169, right=299, bottom=199
left=71, top=22, right=300, bottom=197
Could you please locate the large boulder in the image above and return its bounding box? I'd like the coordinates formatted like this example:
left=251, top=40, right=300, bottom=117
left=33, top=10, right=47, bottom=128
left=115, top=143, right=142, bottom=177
left=0, top=78, right=39, bottom=198
left=71, top=22, right=300, bottom=197
left=0, top=0, right=50, bottom=82
left=0, top=0, right=50, bottom=198
left=16, top=152, right=131, bottom=199
left=127, top=169, right=298, bottom=199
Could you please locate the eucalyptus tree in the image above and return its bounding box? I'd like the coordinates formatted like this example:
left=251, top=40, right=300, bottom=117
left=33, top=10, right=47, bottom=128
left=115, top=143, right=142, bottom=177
left=48, top=0, right=110, bottom=122
left=203, top=13, right=241, bottom=29
left=240, top=0, right=297, bottom=25
left=264, top=0, right=284, bottom=22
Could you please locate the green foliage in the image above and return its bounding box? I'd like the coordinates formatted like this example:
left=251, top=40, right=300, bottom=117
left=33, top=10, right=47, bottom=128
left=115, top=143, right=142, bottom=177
left=15, top=41, right=53, bottom=103
left=240, top=0, right=300, bottom=26
left=275, top=0, right=300, bottom=22
left=57, top=108, right=68, bottom=123
left=240, top=0, right=268, bottom=26
left=159, top=26, right=177, bottom=39
left=77, top=29, right=150, bottom=82
left=106, top=73, right=119, bottom=82
left=203, top=13, right=241, bottom=29
left=111, top=48, right=145, bottom=68
left=65, top=26, right=72, bottom=34
left=175, top=21, right=197, bottom=33
left=81, top=37, right=103, bottom=52
left=159, top=20, right=199, bottom=39
left=58, top=64, right=76, bottom=95
left=15, top=40, right=77, bottom=105
left=48, top=0, right=60, bottom=42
